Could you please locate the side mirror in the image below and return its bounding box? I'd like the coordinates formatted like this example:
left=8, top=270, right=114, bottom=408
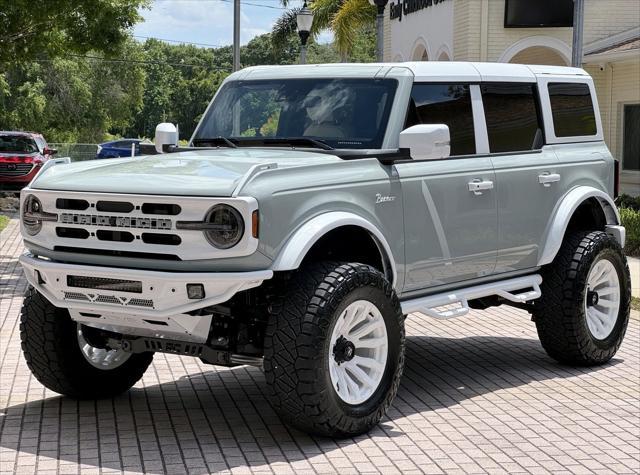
left=43, top=147, right=58, bottom=156
left=154, top=123, right=179, bottom=153
left=399, top=124, right=450, bottom=160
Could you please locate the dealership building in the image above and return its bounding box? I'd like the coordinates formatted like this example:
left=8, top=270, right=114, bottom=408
left=383, top=0, right=640, bottom=195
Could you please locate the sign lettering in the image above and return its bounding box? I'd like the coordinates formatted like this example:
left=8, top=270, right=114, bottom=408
left=390, top=0, right=448, bottom=22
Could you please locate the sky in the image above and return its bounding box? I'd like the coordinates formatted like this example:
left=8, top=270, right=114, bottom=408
left=132, top=0, right=331, bottom=49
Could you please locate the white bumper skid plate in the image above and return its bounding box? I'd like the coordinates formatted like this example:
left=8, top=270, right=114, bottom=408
left=20, top=253, right=273, bottom=342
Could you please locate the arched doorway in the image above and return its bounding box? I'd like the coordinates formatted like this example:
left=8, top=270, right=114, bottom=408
left=510, top=46, right=569, bottom=66
left=411, top=39, right=429, bottom=61
left=498, top=36, right=571, bottom=66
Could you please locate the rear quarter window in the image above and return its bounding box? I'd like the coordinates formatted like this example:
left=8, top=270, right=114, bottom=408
left=548, top=82, right=597, bottom=137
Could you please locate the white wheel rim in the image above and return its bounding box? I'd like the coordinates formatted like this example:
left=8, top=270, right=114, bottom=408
left=584, top=259, right=620, bottom=340
left=77, top=325, right=132, bottom=370
left=329, top=300, right=388, bottom=405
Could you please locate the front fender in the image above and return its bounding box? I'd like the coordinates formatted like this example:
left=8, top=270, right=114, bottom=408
left=270, top=211, right=398, bottom=288
left=538, top=186, right=623, bottom=266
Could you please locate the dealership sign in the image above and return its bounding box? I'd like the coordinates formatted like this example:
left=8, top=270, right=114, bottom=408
left=389, top=0, right=449, bottom=22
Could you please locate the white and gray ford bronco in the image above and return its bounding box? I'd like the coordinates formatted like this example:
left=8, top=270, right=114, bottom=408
left=19, top=62, right=631, bottom=437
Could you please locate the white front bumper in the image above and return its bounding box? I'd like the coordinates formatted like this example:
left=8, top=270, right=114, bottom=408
left=20, top=253, right=272, bottom=342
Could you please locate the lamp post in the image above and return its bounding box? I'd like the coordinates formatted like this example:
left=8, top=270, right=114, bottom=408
left=296, top=2, right=314, bottom=65
left=233, top=0, right=240, bottom=71
left=369, top=0, right=389, bottom=62
left=571, top=0, right=585, bottom=67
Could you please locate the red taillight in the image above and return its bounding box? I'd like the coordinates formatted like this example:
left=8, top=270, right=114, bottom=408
left=614, top=159, right=620, bottom=198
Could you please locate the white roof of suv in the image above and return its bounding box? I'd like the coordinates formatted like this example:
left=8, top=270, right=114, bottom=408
left=233, top=61, right=590, bottom=83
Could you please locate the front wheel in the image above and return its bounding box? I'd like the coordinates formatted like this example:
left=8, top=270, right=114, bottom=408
left=263, top=262, right=405, bottom=437
left=533, top=231, right=631, bottom=366
left=20, top=287, right=154, bottom=398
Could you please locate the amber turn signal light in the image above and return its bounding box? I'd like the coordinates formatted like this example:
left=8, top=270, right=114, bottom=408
left=252, top=210, right=259, bottom=238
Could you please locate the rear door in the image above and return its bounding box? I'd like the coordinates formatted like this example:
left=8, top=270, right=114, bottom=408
left=396, top=83, right=498, bottom=292
left=482, top=82, right=561, bottom=272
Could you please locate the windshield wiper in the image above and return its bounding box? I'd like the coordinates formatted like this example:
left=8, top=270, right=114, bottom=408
left=245, top=137, right=334, bottom=150
left=193, top=136, right=334, bottom=151
left=192, top=137, right=237, bottom=148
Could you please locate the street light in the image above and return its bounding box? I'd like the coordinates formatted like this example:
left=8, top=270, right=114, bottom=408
left=369, top=0, right=389, bottom=62
left=296, top=2, right=314, bottom=64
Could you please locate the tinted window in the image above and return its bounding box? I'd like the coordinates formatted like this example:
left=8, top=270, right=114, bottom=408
left=623, top=104, right=640, bottom=171
left=0, top=134, right=38, bottom=153
left=406, top=84, right=475, bottom=155
left=481, top=83, right=543, bottom=153
left=195, top=79, right=398, bottom=150
left=548, top=82, right=597, bottom=137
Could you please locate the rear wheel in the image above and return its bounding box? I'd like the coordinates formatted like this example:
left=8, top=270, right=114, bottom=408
left=20, top=287, right=154, bottom=398
left=533, top=231, right=631, bottom=365
left=263, top=262, right=405, bottom=437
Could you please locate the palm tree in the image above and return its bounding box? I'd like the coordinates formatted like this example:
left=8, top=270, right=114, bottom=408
left=272, top=0, right=376, bottom=60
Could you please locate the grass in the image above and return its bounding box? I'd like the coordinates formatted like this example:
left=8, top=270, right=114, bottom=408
left=632, top=297, right=640, bottom=313
left=0, top=214, right=9, bottom=232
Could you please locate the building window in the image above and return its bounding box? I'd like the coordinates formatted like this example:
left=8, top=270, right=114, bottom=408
left=548, top=82, right=597, bottom=137
left=406, top=84, right=475, bottom=155
left=481, top=83, right=543, bottom=153
left=623, top=104, right=640, bottom=172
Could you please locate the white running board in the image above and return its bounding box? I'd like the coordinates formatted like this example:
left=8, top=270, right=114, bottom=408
left=400, top=274, right=542, bottom=320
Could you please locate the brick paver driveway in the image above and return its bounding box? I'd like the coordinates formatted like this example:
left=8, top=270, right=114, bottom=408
left=1, top=218, right=639, bottom=475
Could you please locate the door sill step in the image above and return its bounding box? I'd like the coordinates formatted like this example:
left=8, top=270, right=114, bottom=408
left=400, top=274, right=542, bottom=319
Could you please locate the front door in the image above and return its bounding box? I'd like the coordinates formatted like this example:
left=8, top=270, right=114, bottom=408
left=397, top=83, right=498, bottom=293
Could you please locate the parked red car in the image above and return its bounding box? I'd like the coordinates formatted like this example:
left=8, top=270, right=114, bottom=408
left=0, top=131, right=57, bottom=191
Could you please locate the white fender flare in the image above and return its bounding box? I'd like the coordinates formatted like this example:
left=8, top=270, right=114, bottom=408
left=538, top=186, right=624, bottom=266
left=271, top=212, right=398, bottom=287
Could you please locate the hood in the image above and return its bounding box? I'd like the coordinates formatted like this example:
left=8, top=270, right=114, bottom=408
left=30, top=148, right=342, bottom=197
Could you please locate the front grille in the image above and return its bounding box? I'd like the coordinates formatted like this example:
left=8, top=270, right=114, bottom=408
left=56, top=227, right=89, bottom=239
left=130, top=298, right=155, bottom=308
left=63, top=290, right=154, bottom=308
left=67, top=275, right=143, bottom=294
left=96, top=201, right=134, bottom=213
left=0, top=163, right=33, bottom=176
left=64, top=291, right=90, bottom=301
left=95, top=295, right=121, bottom=304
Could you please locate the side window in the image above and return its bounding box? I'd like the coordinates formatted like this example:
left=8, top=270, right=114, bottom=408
left=481, top=83, right=543, bottom=153
left=622, top=104, right=640, bottom=172
left=548, top=82, right=597, bottom=137
left=406, top=84, right=475, bottom=156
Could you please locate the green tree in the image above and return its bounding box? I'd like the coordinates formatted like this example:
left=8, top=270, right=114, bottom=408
left=272, top=0, right=376, bottom=59
left=0, top=0, right=149, bottom=63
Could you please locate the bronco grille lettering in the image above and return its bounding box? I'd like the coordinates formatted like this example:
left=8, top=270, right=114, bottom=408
left=60, top=213, right=172, bottom=230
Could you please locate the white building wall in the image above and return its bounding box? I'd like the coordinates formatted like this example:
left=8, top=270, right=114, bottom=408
left=388, top=0, right=454, bottom=62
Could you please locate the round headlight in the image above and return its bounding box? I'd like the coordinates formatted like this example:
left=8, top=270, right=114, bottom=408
left=22, top=195, right=43, bottom=236
left=203, top=204, right=244, bottom=249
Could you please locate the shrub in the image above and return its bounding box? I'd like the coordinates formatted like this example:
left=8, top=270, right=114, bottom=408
left=619, top=206, right=640, bottom=257
left=617, top=194, right=640, bottom=212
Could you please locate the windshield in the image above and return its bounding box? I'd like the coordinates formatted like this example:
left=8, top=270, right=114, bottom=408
left=0, top=134, right=38, bottom=154
left=193, top=78, right=398, bottom=150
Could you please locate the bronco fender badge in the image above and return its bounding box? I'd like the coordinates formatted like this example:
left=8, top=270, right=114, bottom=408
left=375, top=193, right=396, bottom=204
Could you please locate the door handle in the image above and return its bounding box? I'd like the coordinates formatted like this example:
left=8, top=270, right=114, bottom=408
left=538, top=173, right=561, bottom=187
left=468, top=180, right=494, bottom=195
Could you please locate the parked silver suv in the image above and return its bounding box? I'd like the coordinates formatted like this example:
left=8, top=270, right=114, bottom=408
left=18, top=62, right=631, bottom=437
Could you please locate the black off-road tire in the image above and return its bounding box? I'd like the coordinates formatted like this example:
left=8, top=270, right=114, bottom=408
left=20, top=287, right=154, bottom=398
left=263, top=262, right=405, bottom=437
left=533, top=231, right=631, bottom=366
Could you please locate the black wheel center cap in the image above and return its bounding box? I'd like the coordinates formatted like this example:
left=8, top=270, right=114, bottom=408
left=333, top=336, right=356, bottom=364
left=587, top=290, right=599, bottom=307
